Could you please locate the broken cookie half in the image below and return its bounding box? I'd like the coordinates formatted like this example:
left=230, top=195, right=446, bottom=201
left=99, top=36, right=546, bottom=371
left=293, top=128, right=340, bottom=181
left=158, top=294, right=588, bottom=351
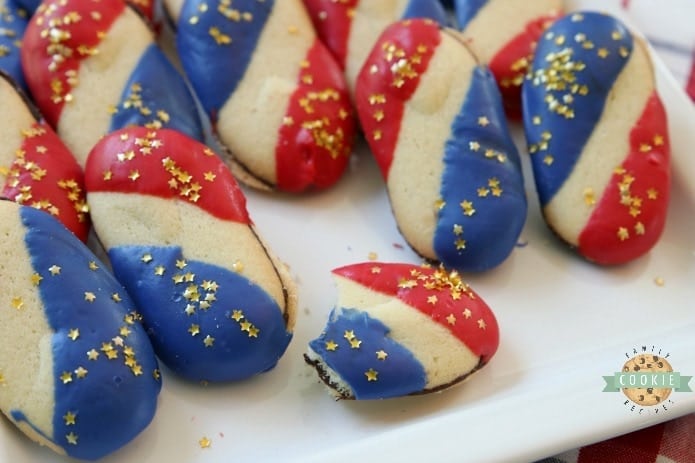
left=305, top=262, right=499, bottom=400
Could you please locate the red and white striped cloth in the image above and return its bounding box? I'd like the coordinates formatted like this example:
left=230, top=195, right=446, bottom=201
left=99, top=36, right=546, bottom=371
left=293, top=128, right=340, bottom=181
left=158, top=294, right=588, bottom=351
left=541, top=2, right=694, bottom=462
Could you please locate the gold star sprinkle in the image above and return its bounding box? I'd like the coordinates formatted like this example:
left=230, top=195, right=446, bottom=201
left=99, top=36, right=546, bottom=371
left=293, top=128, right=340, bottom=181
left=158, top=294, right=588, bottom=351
left=74, top=367, right=88, bottom=379
left=84, top=292, right=96, bottom=302
left=66, top=432, right=78, bottom=445
left=460, top=200, right=475, bottom=217
left=68, top=329, right=80, bottom=341
left=199, top=436, right=212, bottom=449
left=11, top=297, right=23, bottom=310
left=60, top=371, right=73, bottom=384
left=446, top=314, right=457, bottom=325
left=141, top=253, right=153, bottom=263
left=31, top=273, right=43, bottom=286
left=49, top=265, right=61, bottom=275
left=462, top=308, right=472, bottom=319
left=477, top=319, right=487, bottom=330
left=231, top=310, right=244, bottom=322
left=427, top=295, right=438, bottom=305
left=325, top=340, right=338, bottom=351
left=63, top=411, right=76, bottom=426
left=376, top=350, right=388, bottom=360
left=469, top=141, right=481, bottom=151
left=343, top=330, right=355, bottom=340
left=365, top=368, right=378, bottom=382
left=617, top=227, right=630, bottom=241
left=477, top=116, right=490, bottom=127
left=87, top=349, right=99, bottom=361
left=88, top=261, right=99, bottom=271
left=203, top=335, right=215, bottom=347
left=188, top=324, right=200, bottom=336
left=349, top=338, right=362, bottom=349
left=635, top=222, right=646, bottom=235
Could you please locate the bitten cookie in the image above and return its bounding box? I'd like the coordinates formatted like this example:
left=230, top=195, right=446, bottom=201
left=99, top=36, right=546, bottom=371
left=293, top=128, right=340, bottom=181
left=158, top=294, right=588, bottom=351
left=174, top=0, right=356, bottom=193
left=0, top=1, right=28, bottom=90
left=454, top=0, right=563, bottom=118
left=0, top=200, right=161, bottom=460
left=0, top=73, right=89, bottom=242
left=303, top=0, right=448, bottom=94
left=85, top=127, right=297, bottom=382
left=20, top=0, right=204, bottom=166
left=355, top=19, right=527, bottom=272
left=521, top=12, right=670, bottom=265
left=305, top=262, right=499, bottom=400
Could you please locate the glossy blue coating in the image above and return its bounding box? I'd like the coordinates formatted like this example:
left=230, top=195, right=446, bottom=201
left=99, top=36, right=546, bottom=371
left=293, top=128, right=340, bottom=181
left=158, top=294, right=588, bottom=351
left=309, top=308, right=427, bottom=400
left=176, top=0, right=274, bottom=120
left=521, top=12, right=633, bottom=205
left=434, top=65, right=527, bottom=272
left=109, top=44, right=205, bottom=142
left=108, top=244, right=292, bottom=382
left=17, top=206, right=161, bottom=461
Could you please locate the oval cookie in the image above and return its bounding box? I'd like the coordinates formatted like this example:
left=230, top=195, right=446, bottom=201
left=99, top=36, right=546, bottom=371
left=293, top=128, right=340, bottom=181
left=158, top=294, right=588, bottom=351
left=521, top=12, right=670, bottom=265
left=0, top=200, right=161, bottom=460
left=175, top=0, right=355, bottom=192
left=303, top=0, right=448, bottom=94
left=85, top=127, right=297, bottom=382
left=0, top=73, right=89, bottom=242
left=305, top=262, right=499, bottom=399
left=454, top=0, right=563, bottom=118
left=20, top=0, right=204, bottom=166
left=355, top=19, right=527, bottom=272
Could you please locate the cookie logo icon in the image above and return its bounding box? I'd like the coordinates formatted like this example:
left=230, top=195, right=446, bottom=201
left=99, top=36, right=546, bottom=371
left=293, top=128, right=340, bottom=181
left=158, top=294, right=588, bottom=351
left=603, top=348, right=693, bottom=414
left=621, top=354, right=673, bottom=406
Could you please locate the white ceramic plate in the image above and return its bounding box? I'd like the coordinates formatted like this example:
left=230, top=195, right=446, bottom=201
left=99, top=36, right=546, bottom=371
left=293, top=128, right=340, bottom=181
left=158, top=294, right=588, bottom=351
left=2, top=2, right=694, bottom=462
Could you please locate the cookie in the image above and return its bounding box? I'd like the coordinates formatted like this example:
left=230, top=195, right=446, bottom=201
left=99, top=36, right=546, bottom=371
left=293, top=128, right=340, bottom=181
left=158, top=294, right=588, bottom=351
left=355, top=19, right=527, bottom=272
left=0, top=199, right=161, bottom=460
left=174, top=0, right=356, bottom=192
left=0, top=73, right=90, bottom=242
left=622, top=354, right=673, bottom=406
left=521, top=12, right=670, bottom=265
left=84, top=127, right=297, bottom=382
left=0, top=1, right=29, bottom=90
left=20, top=0, right=204, bottom=167
left=303, top=0, right=448, bottom=94
left=454, top=0, right=563, bottom=118
left=304, top=262, right=499, bottom=400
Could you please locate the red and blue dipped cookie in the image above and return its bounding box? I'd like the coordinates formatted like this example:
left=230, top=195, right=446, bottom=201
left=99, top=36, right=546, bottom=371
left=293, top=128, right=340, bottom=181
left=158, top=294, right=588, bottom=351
left=20, top=0, right=204, bottom=166
left=521, top=12, right=670, bottom=265
left=0, top=199, right=161, bottom=460
left=0, top=73, right=89, bottom=242
left=303, top=0, right=448, bottom=93
left=84, top=127, right=297, bottom=382
left=0, top=1, right=29, bottom=90
left=355, top=19, right=528, bottom=272
left=174, top=0, right=356, bottom=193
left=304, top=262, right=499, bottom=400
left=453, top=0, right=563, bottom=119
